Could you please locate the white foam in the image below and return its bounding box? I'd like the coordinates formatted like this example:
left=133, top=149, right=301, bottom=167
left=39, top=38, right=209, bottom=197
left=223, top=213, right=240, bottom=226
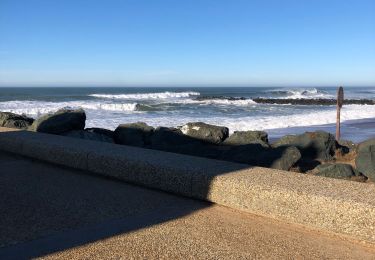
left=267, top=88, right=334, bottom=99
left=199, top=99, right=257, bottom=106
left=197, top=105, right=375, bottom=132
left=171, top=98, right=257, bottom=106
left=2, top=99, right=375, bottom=135
left=90, top=91, right=200, bottom=100
left=83, top=104, right=375, bottom=133
left=92, top=103, right=139, bottom=112
left=0, top=100, right=139, bottom=116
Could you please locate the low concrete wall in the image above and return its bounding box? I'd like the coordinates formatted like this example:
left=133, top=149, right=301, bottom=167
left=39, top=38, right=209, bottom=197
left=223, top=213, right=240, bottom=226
left=1, top=127, right=375, bottom=243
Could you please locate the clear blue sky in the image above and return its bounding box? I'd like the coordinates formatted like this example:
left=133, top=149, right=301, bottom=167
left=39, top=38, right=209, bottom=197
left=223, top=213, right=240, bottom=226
left=0, top=0, right=374, bottom=87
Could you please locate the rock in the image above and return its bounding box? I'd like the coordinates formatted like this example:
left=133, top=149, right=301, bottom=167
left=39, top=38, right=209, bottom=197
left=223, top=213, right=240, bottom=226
left=175, top=143, right=225, bottom=159
left=313, top=163, right=357, bottom=179
left=293, top=159, right=321, bottom=173
left=150, top=127, right=197, bottom=149
left=338, top=139, right=357, bottom=154
left=150, top=127, right=224, bottom=159
left=355, top=138, right=375, bottom=181
left=179, top=122, right=229, bottom=144
left=221, top=144, right=301, bottom=170
left=0, top=112, right=34, bottom=129
left=62, top=130, right=114, bottom=143
left=85, top=127, right=114, bottom=139
left=221, top=144, right=267, bottom=165
left=267, top=146, right=302, bottom=171
left=29, top=108, right=86, bottom=134
left=272, top=131, right=336, bottom=161
left=114, top=122, right=154, bottom=147
left=223, top=130, right=269, bottom=146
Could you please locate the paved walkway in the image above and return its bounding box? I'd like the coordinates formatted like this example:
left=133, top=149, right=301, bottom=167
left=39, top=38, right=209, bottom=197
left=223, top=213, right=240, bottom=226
left=0, top=151, right=375, bottom=259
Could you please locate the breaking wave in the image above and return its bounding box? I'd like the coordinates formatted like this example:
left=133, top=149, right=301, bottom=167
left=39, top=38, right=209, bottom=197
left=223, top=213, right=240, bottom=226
left=213, top=105, right=375, bottom=131
left=83, top=104, right=375, bottom=132
left=265, top=88, right=334, bottom=99
left=175, top=98, right=257, bottom=106
left=0, top=100, right=147, bottom=116
left=89, top=91, right=200, bottom=100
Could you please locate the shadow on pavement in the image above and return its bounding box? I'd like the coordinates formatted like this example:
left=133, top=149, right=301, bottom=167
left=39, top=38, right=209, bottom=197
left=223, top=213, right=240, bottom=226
left=0, top=129, right=321, bottom=258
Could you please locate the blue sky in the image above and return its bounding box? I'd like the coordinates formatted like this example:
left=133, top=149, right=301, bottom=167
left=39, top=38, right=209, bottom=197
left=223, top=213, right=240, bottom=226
left=0, top=0, right=374, bottom=87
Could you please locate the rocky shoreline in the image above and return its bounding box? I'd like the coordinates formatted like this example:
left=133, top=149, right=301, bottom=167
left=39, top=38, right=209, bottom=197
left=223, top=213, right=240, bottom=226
left=1, top=109, right=375, bottom=183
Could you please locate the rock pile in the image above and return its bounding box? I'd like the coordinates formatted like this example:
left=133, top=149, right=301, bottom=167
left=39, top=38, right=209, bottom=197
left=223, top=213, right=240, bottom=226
left=1, top=109, right=373, bottom=182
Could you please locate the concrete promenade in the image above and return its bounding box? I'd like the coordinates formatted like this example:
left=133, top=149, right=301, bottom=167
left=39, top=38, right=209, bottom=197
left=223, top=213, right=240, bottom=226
left=1, top=151, right=375, bottom=259
left=1, top=127, right=375, bottom=244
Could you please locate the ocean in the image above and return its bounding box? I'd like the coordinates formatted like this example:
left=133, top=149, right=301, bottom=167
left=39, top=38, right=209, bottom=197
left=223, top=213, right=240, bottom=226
left=1, top=86, right=375, bottom=141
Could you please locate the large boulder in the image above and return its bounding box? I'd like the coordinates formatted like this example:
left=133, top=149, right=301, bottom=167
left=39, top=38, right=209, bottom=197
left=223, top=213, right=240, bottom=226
left=0, top=112, right=34, bottom=129
left=29, top=108, right=86, bottom=134
left=114, top=122, right=154, bottom=147
left=272, top=131, right=336, bottom=161
left=62, top=130, right=114, bottom=143
left=223, top=130, right=269, bottom=146
left=221, top=144, right=301, bottom=171
left=313, top=163, right=357, bottom=179
left=179, top=122, right=229, bottom=144
left=355, top=138, right=375, bottom=181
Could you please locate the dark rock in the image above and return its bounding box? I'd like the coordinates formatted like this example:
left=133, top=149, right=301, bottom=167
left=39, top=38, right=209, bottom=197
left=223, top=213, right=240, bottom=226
left=0, top=112, right=34, bottom=129
left=150, top=127, right=224, bottom=159
left=179, top=122, right=229, bottom=144
left=338, top=139, right=357, bottom=154
left=220, top=143, right=264, bottom=165
left=223, top=130, right=269, bottom=146
left=221, top=144, right=301, bottom=170
left=174, top=143, right=225, bottom=159
left=313, top=163, right=357, bottom=179
left=272, top=131, right=336, bottom=161
left=355, top=138, right=375, bottom=181
left=293, top=159, right=321, bottom=173
left=29, top=108, right=86, bottom=134
left=62, top=130, right=114, bottom=143
left=85, top=127, right=114, bottom=139
left=150, top=127, right=197, bottom=149
left=114, top=122, right=154, bottom=147
left=267, top=146, right=302, bottom=171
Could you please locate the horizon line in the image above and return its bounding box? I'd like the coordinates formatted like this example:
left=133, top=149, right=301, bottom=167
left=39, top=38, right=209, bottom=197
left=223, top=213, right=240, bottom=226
left=0, top=84, right=374, bottom=88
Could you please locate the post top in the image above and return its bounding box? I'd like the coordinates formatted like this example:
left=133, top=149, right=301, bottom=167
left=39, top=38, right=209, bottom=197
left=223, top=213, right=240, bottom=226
left=337, top=86, right=344, bottom=108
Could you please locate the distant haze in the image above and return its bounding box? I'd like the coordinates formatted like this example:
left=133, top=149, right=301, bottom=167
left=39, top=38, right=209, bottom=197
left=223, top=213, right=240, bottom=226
left=0, top=0, right=374, bottom=87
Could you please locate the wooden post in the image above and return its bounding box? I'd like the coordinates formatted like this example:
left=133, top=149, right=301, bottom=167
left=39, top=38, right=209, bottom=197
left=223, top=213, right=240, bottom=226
left=336, top=86, right=344, bottom=141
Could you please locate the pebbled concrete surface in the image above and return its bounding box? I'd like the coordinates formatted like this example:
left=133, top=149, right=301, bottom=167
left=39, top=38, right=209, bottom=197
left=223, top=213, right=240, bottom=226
left=0, top=151, right=375, bottom=259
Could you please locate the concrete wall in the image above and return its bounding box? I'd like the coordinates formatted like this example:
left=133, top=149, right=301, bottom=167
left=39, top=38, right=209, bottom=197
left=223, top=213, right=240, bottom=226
left=1, top=127, right=374, bottom=243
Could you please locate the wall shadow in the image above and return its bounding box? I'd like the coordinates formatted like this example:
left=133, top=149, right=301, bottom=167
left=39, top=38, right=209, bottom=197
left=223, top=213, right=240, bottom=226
left=0, top=128, right=325, bottom=258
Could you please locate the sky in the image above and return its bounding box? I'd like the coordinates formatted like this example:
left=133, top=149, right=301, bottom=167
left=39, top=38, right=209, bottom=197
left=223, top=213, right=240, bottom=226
left=0, top=0, right=374, bottom=87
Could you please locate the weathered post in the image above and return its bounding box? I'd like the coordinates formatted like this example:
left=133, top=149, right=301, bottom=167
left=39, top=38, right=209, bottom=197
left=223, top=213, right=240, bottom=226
left=336, top=86, right=344, bottom=141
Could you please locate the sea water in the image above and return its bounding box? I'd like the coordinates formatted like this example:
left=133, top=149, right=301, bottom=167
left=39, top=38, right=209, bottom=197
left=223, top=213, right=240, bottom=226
left=0, top=87, right=375, bottom=136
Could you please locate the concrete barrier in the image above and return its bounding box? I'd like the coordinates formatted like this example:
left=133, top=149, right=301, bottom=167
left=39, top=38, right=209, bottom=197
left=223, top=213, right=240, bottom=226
left=1, top=127, right=375, bottom=243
